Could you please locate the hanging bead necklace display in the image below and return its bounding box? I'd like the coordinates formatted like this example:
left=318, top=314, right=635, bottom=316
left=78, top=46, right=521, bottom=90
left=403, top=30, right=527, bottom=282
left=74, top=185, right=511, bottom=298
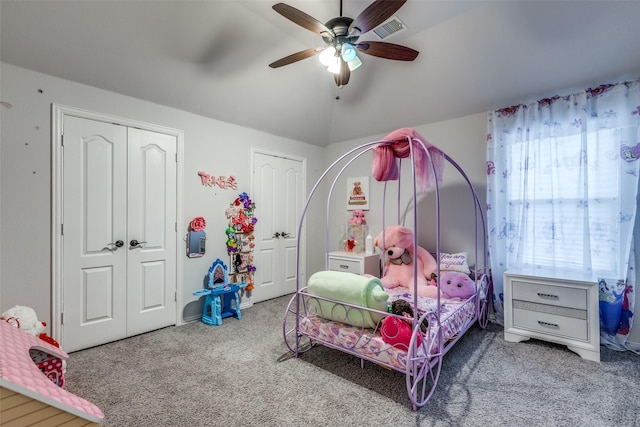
left=225, top=192, right=257, bottom=297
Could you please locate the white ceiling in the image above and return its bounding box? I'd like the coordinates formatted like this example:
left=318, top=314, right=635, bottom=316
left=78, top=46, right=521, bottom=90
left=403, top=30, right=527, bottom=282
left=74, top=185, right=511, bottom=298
left=2, top=0, right=640, bottom=147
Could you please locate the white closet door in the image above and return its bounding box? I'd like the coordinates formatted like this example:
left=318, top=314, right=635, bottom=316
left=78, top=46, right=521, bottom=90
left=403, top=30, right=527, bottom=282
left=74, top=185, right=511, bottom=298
left=62, top=116, right=177, bottom=352
left=62, top=116, right=128, bottom=351
left=252, top=152, right=304, bottom=302
left=126, top=127, right=177, bottom=336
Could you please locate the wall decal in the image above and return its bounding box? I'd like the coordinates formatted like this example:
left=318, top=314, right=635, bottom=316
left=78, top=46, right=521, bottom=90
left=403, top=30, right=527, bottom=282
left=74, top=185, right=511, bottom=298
left=347, top=176, right=370, bottom=210
left=197, top=171, right=238, bottom=189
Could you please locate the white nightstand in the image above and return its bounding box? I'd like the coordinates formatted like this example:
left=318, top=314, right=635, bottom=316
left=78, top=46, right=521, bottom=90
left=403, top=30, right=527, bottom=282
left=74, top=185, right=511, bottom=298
left=328, top=251, right=381, bottom=277
left=503, top=267, right=600, bottom=362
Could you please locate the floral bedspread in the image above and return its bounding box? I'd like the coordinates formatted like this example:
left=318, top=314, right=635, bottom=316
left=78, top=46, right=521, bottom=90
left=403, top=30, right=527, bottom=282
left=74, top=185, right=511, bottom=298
left=299, top=289, right=476, bottom=370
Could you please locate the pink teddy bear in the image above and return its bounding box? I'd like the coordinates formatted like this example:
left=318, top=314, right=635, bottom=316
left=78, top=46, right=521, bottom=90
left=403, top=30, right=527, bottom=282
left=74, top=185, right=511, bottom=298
left=374, top=225, right=438, bottom=296
left=347, top=210, right=367, bottom=225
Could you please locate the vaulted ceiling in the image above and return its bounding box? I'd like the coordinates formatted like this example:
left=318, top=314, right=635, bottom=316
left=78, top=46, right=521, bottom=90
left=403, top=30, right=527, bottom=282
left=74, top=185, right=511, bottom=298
left=2, top=1, right=639, bottom=147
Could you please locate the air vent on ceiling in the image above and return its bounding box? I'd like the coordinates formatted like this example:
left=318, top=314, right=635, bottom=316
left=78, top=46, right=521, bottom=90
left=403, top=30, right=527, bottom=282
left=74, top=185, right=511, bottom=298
left=372, top=15, right=407, bottom=40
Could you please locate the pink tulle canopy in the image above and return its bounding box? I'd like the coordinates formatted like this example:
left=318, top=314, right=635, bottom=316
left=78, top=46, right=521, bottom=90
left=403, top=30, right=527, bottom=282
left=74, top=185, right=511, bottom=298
left=372, top=128, right=444, bottom=193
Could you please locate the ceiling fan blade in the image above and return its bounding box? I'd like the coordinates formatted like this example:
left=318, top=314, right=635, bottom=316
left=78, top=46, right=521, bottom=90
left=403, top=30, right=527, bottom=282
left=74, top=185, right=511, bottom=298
left=334, top=58, right=351, bottom=87
left=356, top=41, right=418, bottom=61
left=273, top=3, right=332, bottom=36
left=269, top=47, right=325, bottom=68
left=350, top=0, right=407, bottom=35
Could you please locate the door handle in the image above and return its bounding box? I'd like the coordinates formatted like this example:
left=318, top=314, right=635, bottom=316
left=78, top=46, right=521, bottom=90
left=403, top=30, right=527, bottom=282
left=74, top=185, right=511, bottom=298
left=281, top=232, right=291, bottom=238
left=272, top=232, right=280, bottom=239
left=107, top=240, right=124, bottom=249
left=130, top=239, right=147, bottom=248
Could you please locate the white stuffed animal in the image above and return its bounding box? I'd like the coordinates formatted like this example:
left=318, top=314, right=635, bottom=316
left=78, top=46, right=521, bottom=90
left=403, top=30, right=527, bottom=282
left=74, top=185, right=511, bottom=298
left=1, top=305, right=47, bottom=336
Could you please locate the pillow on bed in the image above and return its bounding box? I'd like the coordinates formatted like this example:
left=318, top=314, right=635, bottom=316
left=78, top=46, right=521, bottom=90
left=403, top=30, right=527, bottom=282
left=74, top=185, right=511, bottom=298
left=439, top=252, right=470, bottom=274
left=306, top=270, right=389, bottom=329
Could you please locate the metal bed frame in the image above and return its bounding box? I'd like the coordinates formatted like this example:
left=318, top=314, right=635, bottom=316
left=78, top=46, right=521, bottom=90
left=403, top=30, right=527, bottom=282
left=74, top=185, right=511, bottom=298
left=282, top=133, right=490, bottom=410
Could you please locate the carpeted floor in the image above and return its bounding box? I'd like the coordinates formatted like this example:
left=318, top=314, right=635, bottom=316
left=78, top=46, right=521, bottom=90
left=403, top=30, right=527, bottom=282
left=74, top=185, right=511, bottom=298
left=64, top=295, right=640, bottom=427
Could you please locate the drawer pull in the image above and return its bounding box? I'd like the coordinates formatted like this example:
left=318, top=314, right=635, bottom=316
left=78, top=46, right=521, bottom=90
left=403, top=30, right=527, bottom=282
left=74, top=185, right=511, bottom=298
left=339, top=264, right=349, bottom=269
left=537, top=320, right=559, bottom=329
left=537, top=292, right=559, bottom=300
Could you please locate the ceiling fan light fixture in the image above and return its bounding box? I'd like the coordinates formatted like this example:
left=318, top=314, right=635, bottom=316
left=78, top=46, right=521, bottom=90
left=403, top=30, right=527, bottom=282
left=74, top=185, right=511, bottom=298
left=327, top=56, right=341, bottom=74
left=341, top=43, right=357, bottom=62
left=319, top=46, right=336, bottom=66
left=347, top=55, right=362, bottom=71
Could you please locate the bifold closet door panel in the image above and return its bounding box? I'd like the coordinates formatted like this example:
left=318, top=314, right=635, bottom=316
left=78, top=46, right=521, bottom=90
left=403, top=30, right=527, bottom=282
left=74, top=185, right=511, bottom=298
left=62, top=116, right=128, bottom=352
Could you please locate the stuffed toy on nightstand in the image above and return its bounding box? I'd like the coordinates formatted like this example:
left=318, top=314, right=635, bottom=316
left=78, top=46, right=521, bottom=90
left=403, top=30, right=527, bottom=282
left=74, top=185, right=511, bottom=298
left=347, top=209, right=367, bottom=225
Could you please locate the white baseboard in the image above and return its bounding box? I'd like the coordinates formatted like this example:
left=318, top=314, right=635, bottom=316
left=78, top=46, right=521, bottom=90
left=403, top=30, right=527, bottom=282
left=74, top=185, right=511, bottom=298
left=182, top=314, right=202, bottom=323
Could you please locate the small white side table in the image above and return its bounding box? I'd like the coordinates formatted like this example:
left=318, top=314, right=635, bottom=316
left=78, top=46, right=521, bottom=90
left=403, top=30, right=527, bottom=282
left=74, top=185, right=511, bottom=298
left=328, top=251, right=381, bottom=277
left=503, top=267, right=600, bottom=362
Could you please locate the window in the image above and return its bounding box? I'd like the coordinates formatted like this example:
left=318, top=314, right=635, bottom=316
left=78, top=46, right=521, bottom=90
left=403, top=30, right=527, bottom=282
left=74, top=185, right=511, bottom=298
left=486, top=80, right=640, bottom=330
left=505, top=128, right=628, bottom=275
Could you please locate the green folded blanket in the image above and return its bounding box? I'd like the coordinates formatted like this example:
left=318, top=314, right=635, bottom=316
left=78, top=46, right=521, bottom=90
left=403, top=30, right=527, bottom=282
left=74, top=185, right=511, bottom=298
left=306, top=270, right=389, bottom=328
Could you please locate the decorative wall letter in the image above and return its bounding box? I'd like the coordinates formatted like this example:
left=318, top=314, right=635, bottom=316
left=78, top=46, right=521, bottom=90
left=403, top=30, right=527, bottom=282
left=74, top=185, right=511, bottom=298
left=197, top=171, right=238, bottom=190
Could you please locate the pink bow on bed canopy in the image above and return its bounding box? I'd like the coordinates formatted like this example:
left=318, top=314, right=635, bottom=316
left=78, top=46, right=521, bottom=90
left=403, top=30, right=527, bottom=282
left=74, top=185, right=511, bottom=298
left=372, top=128, right=444, bottom=193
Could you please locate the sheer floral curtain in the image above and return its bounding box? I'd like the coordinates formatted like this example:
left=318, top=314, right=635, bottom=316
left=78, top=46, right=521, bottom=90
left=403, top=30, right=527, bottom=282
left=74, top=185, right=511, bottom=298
left=486, top=79, right=640, bottom=353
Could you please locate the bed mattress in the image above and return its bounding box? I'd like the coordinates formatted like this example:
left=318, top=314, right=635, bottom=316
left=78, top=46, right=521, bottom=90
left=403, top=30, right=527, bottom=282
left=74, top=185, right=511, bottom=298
left=298, top=288, right=477, bottom=370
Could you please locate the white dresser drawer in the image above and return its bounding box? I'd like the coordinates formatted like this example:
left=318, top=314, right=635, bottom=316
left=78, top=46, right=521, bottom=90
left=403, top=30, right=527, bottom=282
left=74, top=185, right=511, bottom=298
left=328, top=251, right=380, bottom=277
left=513, top=308, right=588, bottom=341
left=329, top=257, right=362, bottom=273
left=512, top=280, right=587, bottom=310
left=503, top=267, right=599, bottom=362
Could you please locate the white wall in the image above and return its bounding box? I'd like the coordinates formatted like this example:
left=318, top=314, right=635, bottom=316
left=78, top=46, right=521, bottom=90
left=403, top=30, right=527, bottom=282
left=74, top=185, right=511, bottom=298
left=324, top=114, right=488, bottom=263
left=0, top=62, right=326, bottom=326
